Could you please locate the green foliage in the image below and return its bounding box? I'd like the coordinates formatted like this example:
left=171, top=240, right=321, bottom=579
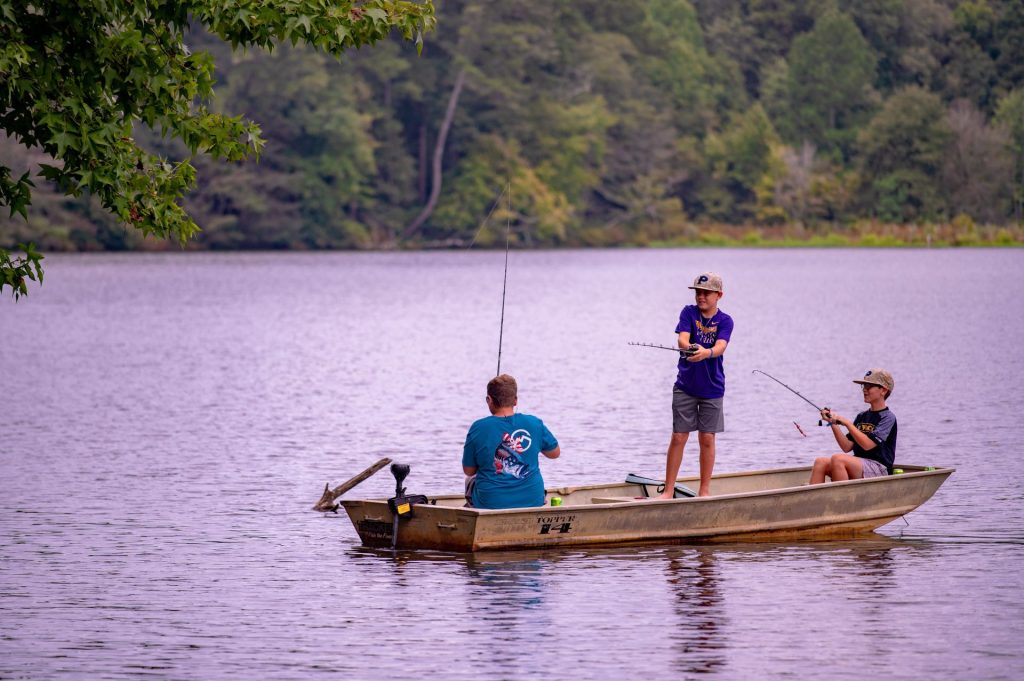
left=0, top=242, right=43, bottom=299
left=858, top=232, right=905, bottom=247
left=3, top=0, right=1024, bottom=262
left=785, top=11, right=878, bottom=158
left=871, top=169, right=942, bottom=223
left=950, top=212, right=981, bottom=245
left=842, top=0, right=951, bottom=94
left=195, top=46, right=380, bottom=248
left=996, top=88, right=1024, bottom=221
left=994, top=228, right=1017, bottom=245
left=758, top=139, right=861, bottom=226
left=858, top=87, right=952, bottom=222
left=431, top=136, right=573, bottom=245
left=0, top=0, right=435, bottom=288
left=641, top=0, right=745, bottom=132
left=701, top=105, right=778, bottom=220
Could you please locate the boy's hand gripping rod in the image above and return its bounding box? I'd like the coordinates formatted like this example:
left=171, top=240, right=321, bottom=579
left=751, top=369, right=834, bottom=426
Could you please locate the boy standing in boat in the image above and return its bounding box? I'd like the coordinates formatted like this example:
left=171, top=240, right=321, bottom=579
left=658, top=272, right=734, bottom=499
left=462, top=374, right=561, bottom=509
left=809, top=369, right=898, bottom=483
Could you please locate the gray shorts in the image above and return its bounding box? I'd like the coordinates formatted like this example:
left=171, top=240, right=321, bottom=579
left=859, top=458, right=888, bottom=478
left=672, top=389, right=725, bottom=433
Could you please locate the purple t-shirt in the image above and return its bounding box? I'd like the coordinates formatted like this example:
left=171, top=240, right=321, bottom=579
left=674, top=305, right=734, bottom=399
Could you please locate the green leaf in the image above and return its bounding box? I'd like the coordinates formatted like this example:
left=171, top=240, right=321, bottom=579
left=1, top=0, right=436, bottom=297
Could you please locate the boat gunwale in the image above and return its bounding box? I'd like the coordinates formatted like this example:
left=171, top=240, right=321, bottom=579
left=339, top=465, right=955, bottom=516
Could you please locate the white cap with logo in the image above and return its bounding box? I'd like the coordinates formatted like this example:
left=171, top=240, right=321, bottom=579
left=688, top=272, right=723, bottom=292
left=853, top=368, right=894, bottom=394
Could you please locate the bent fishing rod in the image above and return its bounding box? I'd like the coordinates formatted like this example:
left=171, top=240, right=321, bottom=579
left=752, top=369, right=833, bottom=426
left=752, top=369, right=822, bottom=410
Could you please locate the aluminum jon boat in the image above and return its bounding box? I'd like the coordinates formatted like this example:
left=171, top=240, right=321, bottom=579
left=341, top=464, right=953, bottom=552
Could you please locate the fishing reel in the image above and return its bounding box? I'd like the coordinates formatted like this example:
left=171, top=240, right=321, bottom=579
left=679, top=344, right=700, bottom=358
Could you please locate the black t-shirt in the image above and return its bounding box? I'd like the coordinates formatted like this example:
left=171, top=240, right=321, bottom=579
left=847, top=407, right=898, bottom=473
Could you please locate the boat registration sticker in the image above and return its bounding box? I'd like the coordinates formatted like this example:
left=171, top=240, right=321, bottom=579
left=537, top=514, right=576, bottom=535
left=397, top=503, right=411, bottom=515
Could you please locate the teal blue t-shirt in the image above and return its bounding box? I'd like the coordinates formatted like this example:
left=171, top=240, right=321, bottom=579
left=462, top=413, right=558, bottom=509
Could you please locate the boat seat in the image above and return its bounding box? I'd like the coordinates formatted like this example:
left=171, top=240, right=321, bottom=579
left=624, top=473, right=696, bottom=498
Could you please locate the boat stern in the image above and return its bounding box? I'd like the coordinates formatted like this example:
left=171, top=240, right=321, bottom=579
left=341, top=498, right=480, bottom=551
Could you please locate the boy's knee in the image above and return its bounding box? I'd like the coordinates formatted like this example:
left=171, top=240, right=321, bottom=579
left=670, top=432, right=688, bottom=444
left=829, top=456, right=850, bottom=473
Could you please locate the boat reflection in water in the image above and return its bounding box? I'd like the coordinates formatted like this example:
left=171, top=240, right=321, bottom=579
left=344, top=536, right=921, bottom=677
left=666, top=546, right=727, bottom=674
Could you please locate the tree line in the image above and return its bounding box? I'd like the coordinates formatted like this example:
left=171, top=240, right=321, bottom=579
left=3, top=0, right=1023, bottom=253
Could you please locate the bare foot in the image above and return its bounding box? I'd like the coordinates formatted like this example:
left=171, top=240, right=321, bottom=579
left=656, top=492, right=674, bottom=500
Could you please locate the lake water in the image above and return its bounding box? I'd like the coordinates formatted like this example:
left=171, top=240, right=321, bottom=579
left=2, top=249, right=1023, bottom=679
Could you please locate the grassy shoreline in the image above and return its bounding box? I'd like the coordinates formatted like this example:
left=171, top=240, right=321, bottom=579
left=3, top=220, right=1023, bottom=252
left=645, top=221, right=1024, bottom=249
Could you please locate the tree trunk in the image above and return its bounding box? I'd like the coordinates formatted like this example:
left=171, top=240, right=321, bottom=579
left=402, top=69, right=466, bottom=241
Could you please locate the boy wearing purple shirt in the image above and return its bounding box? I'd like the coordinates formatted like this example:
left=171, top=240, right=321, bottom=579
left=657, top=272, right=734, bottom=498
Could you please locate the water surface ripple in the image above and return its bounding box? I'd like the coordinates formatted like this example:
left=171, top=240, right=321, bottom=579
left=2, top=249, right=1022, bottom=679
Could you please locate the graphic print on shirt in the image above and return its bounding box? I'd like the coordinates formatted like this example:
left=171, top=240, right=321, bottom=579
left=493, top=429, right=532, bottom=479
left=694, top=316, right=719, bottom=345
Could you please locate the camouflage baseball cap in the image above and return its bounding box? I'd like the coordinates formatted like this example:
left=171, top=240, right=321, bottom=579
left=688, top=272, right=723, bottom=292
left=853, top=368, right=894, bottom=394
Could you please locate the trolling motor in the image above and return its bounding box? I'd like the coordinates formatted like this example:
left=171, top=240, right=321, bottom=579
left=387, top=463, right=429, bottom=550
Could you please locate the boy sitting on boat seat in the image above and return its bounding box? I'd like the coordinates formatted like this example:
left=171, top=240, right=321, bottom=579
left=462, top=374, right=561, bottom=509
left=809, top=369, right=898, bottom=484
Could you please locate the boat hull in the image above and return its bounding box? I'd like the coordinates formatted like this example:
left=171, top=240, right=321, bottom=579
left=341, top=465, right=953, bottom=552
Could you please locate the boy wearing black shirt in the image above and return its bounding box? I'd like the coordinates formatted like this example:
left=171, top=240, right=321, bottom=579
left=809, top=369, right=898, bottom=484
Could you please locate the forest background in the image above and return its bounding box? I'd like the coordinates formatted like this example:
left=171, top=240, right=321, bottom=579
left=3, top=0, right=1024, bottom=251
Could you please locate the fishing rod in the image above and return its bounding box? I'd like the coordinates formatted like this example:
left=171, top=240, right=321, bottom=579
left=628, top=341, right=699, bottom=356
left=465, top=181, right=512, bottom=376
left=496, top=181, right=511, bottom=376
left=466, top=180, right=516, bottom=374
left=752, top=369, right=822, bottom=410
left=752, top=369, right=832, bottom=426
